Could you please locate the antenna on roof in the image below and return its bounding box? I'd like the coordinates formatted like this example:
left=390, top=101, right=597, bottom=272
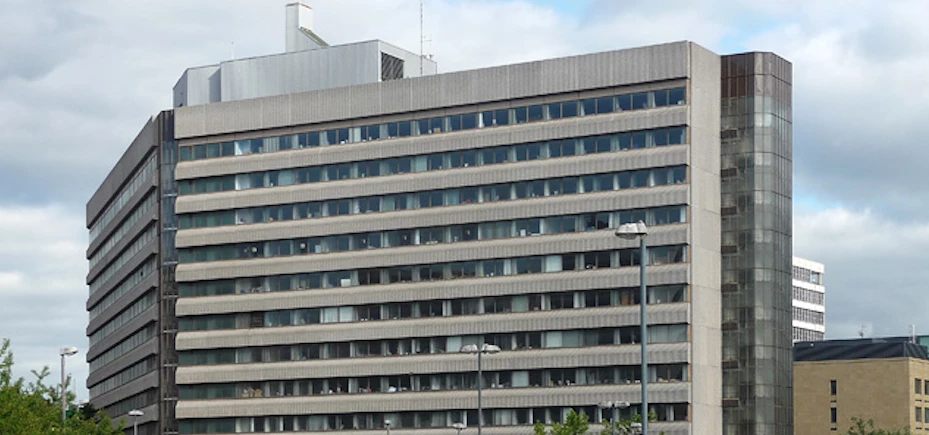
left=419, top=0, right=432, bottom=74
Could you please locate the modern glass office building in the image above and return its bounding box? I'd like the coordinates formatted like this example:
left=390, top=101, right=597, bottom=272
left=87, top=5, right=792, bottom=435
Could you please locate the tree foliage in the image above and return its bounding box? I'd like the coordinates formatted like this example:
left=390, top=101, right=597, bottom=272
left=0, top=338, right=123, bottom=435
left=534, top=409, right=590, bottom=435
left=599, top=410, right=664, bottom=435
left=845, top=417, right=911, bottom=435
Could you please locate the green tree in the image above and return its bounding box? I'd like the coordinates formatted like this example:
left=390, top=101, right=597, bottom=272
left=534, top=409, right=590, bottom=435
left=0, top=338, right=123, bottom=435
left=845, top=417, right=911, bottom=435
left=599, top=411, right=664, bottom=435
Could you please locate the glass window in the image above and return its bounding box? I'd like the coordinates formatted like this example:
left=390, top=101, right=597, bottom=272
left=528, top=105, right=544, bottom=122
left=461, top=113, right=478, bottom=130
left=653, top=89, right=669, bottom=107
left=494, top=109, right=510, bottom=126
left=632, top=92, right=649, bottom=109
left=669, top=87, right=686, bottom=105
left=561, top=101, right=578, bottom=118
left=546, top=103, right=561, bottom=120
left=513, top=107, right=528, bottom=124
left=581, top=99, right=596, bottom=116
left=597, top=97, right=614, bottom=114
left=617, top=94, right=632, bottom=111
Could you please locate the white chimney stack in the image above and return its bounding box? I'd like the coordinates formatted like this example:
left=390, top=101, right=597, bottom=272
left=286, top=3, right=326, bottom=52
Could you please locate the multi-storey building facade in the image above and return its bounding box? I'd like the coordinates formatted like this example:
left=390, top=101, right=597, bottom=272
left=87, top=4, right=793, bottom=435
left=85, top=111, right=178, bottom=435
left=792, top=257, right=825, bottom=342
left=795, top=338, right=929, bottom=435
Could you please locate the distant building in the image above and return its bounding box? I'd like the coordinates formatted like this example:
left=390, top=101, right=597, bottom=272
left=793, top=257, right=825, bottom=342
left=794, top=338, right=929, bottom=434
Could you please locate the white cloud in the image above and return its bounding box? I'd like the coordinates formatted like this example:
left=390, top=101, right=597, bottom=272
left=794, top=206, right=929, bottom=339
left=0, top=205, right=88, bottom=396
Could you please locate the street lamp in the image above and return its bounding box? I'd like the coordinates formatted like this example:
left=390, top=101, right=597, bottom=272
left=384, top=419, right=391, bottom=435
left=615, top=221, right=648, bottom=434
left=452, top=422, right=467, bottom=435
left=59, top=346, right=78, bottom=425
left=597, top=401, right=630, bottom=435
left=460, top=343, right=501, bottom=435
left=129, top=409, right=144, bottom=435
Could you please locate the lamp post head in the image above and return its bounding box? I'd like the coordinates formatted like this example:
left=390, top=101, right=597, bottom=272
left=597, top=401, right=613, bottom=409
left=59, top=347, right=78, bottom=357
left=615, top=222, right=648, bottom=240
left=128, top=410, right=144, bottom=417
left=459, top=343, right=501, bottom=354
left=384, top=420, right=391, bottom=427
left=452, top=422, right=466, bottom=430
left=615, top=401, right=630, bottom=409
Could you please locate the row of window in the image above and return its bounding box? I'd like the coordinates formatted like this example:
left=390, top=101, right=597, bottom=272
left=178, top=325, right=688, bottom=366
left=179, top=127, right=687, bottom=195
left=89, top=225, right=157, bottom=296
left=105, top=390, right=159, bottom=422
left=792, top=285, right=824, bottom=306
left=179, top=285, right=687, bottom=331
left=792, top=265, right=822, bottom=285
left=179, top=363, right=687, bottom=400
left=179, top=206, right=686, bottom=264
left=791, top=327, right=823, bottom=343
left=792, top=306, right=825, bottom=326
left=89, top=193, right=157, bottom=270
left=89, top=156, right=157, bottom=244
left=89, top=357, right=156, bottom=397
left=89, top=324, right=157, bottom=372
left=178, top=87, right=687, bottom=162
left=179, top=245, right=688, bottom=298
left=89, top=291, right=156, bottom=347
left=90, top=258, right=156, bottom=320
left=915, top=378, right=929, bottom=395
left=178, top=166, right=688, bottom=230
left=179, top=403, right=688, bottom=434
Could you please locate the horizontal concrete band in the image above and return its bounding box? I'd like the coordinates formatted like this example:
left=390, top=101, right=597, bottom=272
left=175, top=184, right=688, bottom=248
left=178, top=423, right=690, bottom=435
left=175, top=224, right=688, bottom=282
left=174, top=42, right=692, bottom=139
left=175, top=107, right=688, bottom=179
left=175, top=145, right=690, bottom=214
left=176, top=263, right=689, bottom=316
left=89, top=370, right=158, bottom=410
left=175, top=303, right=689, bottom=350
left=175, top=343, right=690, bottom=384
left=175, top=382, right=691, bottom=418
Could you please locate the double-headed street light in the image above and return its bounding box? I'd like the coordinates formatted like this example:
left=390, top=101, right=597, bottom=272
left=460, top=343, right=501, bottom=435
left=59, top=346, right=78, bottom=425
left=129, top=409, right=144, bottom=435
left=615, top=221, right=648, bottom=434
left=597, top=401, right=630, bottom=435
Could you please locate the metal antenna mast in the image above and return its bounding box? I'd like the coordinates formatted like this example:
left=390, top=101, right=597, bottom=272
left=420, top=0, right=424, bottom=75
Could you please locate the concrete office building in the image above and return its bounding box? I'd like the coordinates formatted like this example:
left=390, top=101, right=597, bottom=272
left=87, top=4, right=793, bottom=435
left=794, top=338, right=929, bottom=434
left=85, top=111, right=177, bottom=435
left=792, top=257, right=825, bottom=342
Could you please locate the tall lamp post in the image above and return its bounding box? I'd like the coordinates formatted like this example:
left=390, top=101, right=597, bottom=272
left=129, top=409, right=144, bottom=435
left=615, top=221, right=648, bottom=434
left=460, top=343, right=501, bottom=435
left=597, top=401, right=630, bottom=435
left=59, top=346, right=78, bottom=425
left=384, top=419, right=391, bottom=435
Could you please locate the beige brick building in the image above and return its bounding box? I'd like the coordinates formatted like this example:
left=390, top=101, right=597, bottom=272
left=795, top=339, right=929, bottom=435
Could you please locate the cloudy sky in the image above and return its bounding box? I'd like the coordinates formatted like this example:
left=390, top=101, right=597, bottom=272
left=2, top=0, right=928, bottom=398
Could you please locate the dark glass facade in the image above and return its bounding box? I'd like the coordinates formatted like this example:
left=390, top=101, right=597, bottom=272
left=720, top=53, right=793, bottom=435
left=159, top=110, right=180, bottom=435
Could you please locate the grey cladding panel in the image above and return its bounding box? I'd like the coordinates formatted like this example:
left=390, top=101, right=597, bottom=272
left=174, top=41, right=693, bottom=139
left=175, top=343, right=689, bottom=383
